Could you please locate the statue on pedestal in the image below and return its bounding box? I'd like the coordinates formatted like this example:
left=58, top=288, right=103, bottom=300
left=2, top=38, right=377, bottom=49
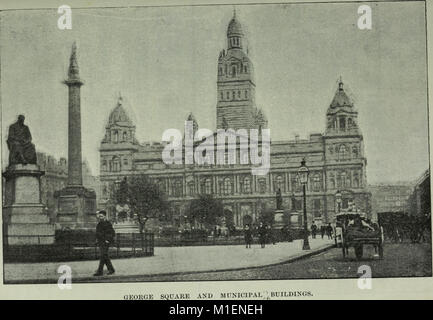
left=276, top=188, right=283, bottom=210
left=7, top=115, right=37, bottom=166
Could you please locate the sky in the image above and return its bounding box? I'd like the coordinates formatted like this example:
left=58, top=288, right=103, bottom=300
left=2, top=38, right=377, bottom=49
left=0, top=1, right=429, bottom=184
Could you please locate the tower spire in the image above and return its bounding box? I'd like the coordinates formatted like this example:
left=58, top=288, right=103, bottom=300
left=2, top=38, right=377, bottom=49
left=338, top=76, right=344, bottom=91
left=67, top=41, right=81, bottom=82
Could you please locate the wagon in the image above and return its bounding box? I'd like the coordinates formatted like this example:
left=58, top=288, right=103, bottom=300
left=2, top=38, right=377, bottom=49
left=337, top=212, right=384, bottom=260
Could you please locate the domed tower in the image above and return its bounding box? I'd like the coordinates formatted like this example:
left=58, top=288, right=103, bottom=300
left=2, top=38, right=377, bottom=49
left=325, top=78, right=360, bottom=135
left=324, top=78, right=369, bottom=216
left=100, top=95, right=138, bottom=174
left=216, top=11, right=263, bottom=131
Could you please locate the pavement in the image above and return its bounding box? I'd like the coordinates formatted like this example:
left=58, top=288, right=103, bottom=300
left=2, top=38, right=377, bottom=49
left=4, top=237, right=334, bottom=283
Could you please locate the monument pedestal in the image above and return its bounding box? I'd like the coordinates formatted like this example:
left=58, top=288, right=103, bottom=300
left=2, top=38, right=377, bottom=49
left=2, top=164, right=55, bottom=245
left=54, top=185, right=97, bottom=230
left=273, top=209, right=285, bottom=229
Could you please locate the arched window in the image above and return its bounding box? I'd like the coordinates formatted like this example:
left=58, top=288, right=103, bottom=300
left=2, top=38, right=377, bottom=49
left=123, top=131, right=128, bottom=141
left=232, top=66, right=236, bottom=77
left=174, top=180, right=183, bottom=197
left=220, top=92, right=224, bottom=100
left=226, top=91, right=230, bottom=99
left=276, top=175, right=284, bottom=192
left=188, top=182, right=195, bottom=196
left=313, top=174, right=321, bottom=192
left=352, top=145, right=358, bottom=158
left=113, top=130, right=118, bottom=143
left=205, top=178, right=212, bottom=194
left=339, top=116, right=346, bottom=130
left=353, top=173, right=359, bottom=188
left=232, top=91, right=236, bottom=100
left=258, top=178, right=266, bottom=193
left=348, top=118, right=353, bottom=128
left=243, top=177, right=251, bottom=193
left=244, top=66, right=248, bottom=73
left=112, top=156, right=120, bottom=172
left=341, top=172, right=346, bottom=188
left=223, top=178, right=232, bottom=195
left=339, top=145, right=347, bottom=160
left=101, top=160, right=107, bottom=172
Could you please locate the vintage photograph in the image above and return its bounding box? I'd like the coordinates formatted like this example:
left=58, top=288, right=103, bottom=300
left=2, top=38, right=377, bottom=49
left=1, top=1, right=431, bottom=286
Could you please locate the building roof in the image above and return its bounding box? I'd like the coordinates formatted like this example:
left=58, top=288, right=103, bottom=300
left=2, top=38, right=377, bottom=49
left=330, top=80, right=353, bottom=108
left=227, top=14, right=243, bottom=36
left=108, top=95, right=133, bottom=127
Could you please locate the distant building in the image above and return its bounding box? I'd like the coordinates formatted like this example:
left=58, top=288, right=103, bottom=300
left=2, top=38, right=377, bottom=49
left=98, top=13, right=371, bottom=228
left=408, top=169, right=430, bottom=217
left=368, top=184, right=413, bottom=221
left=36, top=152, right=99, bottom=222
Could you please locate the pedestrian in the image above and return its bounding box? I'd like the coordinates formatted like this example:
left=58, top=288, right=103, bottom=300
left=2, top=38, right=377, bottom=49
left=244, top=224, right=252, bottom=248
left=258, top=222, right=266, bottom=248
left=93, top=210, right=116, bottom=276
left=320, top=225, right=326, bottom=239
left=326, top=223, right=333, bottom=239
left=311, top=221, right=317, bottom=239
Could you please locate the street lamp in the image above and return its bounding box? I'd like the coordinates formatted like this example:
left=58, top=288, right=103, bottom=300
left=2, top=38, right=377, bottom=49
left=298, top=158, right=310, bottom=250
left=336, top=190, right=342, bottom=214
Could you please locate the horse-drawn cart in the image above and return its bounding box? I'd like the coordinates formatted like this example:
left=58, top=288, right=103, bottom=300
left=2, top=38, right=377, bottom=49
left=337, top=212, right=384, bottom=260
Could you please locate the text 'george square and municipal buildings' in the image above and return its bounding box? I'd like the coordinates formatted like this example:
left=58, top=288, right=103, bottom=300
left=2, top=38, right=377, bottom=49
left=98, top=12, right=370, bottom=229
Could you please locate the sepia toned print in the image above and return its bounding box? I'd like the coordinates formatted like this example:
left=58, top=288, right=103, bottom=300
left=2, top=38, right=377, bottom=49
left=0, top=0, right=431, bottom=293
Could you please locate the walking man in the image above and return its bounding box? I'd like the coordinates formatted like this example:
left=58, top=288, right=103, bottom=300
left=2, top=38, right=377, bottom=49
left=94, top=210, right=116, bottom=276
left=244, top=224, right=252, bottom=248
left=311, top=221, right=317, bottom=239
left=258, top=222, right=266, bottom=248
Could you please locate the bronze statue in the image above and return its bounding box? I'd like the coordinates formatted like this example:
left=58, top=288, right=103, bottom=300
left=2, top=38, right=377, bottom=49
left=276, top=188, right=283, bottom=210
left=6, top=115, right=37, bottom=166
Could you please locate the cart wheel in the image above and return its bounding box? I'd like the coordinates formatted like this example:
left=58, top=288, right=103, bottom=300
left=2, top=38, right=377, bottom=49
left=355, top=245, right=363, bottom=260
left=378, top=242, right=384, bottom=259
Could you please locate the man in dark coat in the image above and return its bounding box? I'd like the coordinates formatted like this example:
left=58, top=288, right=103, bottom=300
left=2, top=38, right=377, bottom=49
left=94, top=210, right=116, bottom=276
left=244, top=224, right=252, bottom=248
left=258, top=222, right=267, bottom=248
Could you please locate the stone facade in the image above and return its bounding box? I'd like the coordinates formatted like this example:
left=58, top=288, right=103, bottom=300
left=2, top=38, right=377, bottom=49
left=99, top=14, right=371, bottom=228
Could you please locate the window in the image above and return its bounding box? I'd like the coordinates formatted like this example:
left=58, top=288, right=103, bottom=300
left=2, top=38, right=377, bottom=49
left=238, top=90, right=241, bottom=98
left=223, top=178, right=232, bottom=195
left=123, top=158, right=128, bottom=166
left=112, top=156, right=120, bottom=172
left=232, top=66, right=236, bottom=77
left=244, top=66, right=248, bottom=73
left=219, top=67, right=222, bottom=76
left=313, top=174, right=321, bottom=192
left=220, top=92, right=224, bottom=100
left=328, top=146, right=333, bottom=155
left=352, top=145, right=358, bottom=158
left=101, top=160, right=107, bottom=171
left=226, top=91, right=230, bottom=99
left=205, top=178, right=212, bottom=194
left=339, top=116, right=346, bottom=130
left=243, top=176, right=251, bottom=193
left=245, top=90, right=248, bottom=99
left=123, top=131, right=128, bottom=141
left=353, top=172, right=359, bottom=188
left=232, top=91, right=236, bottom=100
left=275, top=175, right=284, bottom=192
left=291, top=175, right=301, bottom=192
left=188, top=182, right=195, bottom=196
left=295, top=200, right=302, bottom=211
left=313, top=199, right=321, bottom=217
left=258, top=178, right=266, bottom=193
left=339, top=145, right=347, bottom=160
left=173, top=180, right=183, bottom=197
left=341, top=172, right=346, bottom=188
left=113, top=130, right=118, bottom=143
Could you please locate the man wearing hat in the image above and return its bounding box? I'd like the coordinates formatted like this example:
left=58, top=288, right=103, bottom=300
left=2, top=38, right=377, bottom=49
left=94, top=210, right=116, bottom=276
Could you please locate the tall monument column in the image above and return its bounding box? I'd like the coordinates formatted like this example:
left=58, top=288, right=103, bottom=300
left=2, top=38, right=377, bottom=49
left=55, top=42, right=96, bottom=229
left=65, top=42, right=83, bottom=187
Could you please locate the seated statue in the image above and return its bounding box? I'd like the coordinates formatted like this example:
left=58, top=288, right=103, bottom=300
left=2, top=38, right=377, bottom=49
left=6, top=115, right=37, bottom=166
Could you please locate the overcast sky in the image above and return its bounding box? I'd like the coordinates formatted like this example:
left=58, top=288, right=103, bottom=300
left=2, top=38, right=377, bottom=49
left=1, top=2, right=428, bottom=184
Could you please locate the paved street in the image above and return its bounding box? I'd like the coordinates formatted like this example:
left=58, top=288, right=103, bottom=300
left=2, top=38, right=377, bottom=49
left=4, top=238, right=333, bottom=283
left=128, top=242, right=432, bottom=282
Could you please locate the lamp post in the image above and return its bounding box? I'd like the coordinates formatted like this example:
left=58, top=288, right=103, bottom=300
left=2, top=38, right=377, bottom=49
left=336, top=190, right=342, bottom=214
left=298, top=158, right=310, bottom=250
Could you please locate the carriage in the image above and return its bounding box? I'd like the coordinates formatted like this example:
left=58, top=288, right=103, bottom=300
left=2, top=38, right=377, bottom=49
left=336, top=212, right=384, bottom=260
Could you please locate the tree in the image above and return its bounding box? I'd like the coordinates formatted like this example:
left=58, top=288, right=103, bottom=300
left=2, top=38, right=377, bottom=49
left=113, top=174, right=169, bottom=233
left=187, top=194, right=224, bottom=230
